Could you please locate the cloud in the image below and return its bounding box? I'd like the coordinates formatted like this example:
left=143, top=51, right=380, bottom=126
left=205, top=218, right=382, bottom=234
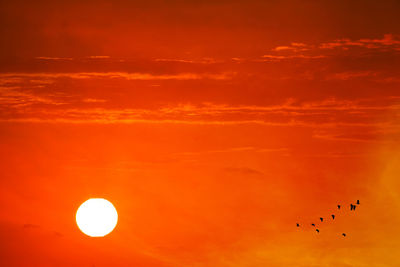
left=0, top=73, right=399, bottom=134
left=0, top=98, right=398, bottom=133
left=35, top=57, right=73, bottom=61
left=0, top=86, right=65, bottom=107
left=268, top=34, right=400, bottom=60
left=325, top=71, right=376, bottom=80
left=273, top=46, right=293, bottom=51
left=154, top=58, right=220, bottom=64
left=312, top=132, right=382, bottom=143
left=272, top=42, right=309, bottom=52
left=320, top=34, right=400, bottom=50
left=87, top=56, right=110, bottom=59
left=261, top=54, right=326, bottom=61
left=82, top=98, right=107, bottom=103
left=0, top=72, right=233, bottom=81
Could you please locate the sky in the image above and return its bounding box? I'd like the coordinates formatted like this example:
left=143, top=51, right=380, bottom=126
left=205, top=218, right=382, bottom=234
left=0, top=0, right=400, bottom=266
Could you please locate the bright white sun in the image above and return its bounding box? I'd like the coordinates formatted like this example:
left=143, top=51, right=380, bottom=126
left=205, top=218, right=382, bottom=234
left=76, top=198, right=118, bottom=237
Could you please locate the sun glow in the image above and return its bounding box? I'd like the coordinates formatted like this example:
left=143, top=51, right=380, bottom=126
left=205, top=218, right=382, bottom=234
left=76, top=198, right=118, bottom=237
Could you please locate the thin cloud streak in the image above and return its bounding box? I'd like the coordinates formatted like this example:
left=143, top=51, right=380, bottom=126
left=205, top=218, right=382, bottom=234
left=35, top=57, right=74, bottom=61
left=0, top=91, right=399, bottom=127
left=268, top=34, right=400, bottom=59
left=320, top=34, right=400, bottom=50
left=0, top=107, right=398, bottom=131
left=0, top=72, right=233, bottom=81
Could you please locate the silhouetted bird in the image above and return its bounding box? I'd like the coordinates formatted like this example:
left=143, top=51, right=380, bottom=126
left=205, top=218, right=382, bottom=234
left=342, top=233, right=346, bottom=237
left=356, top=200, right=360, bottom=205
left=338, top=205, right=341, bottom=210
left=320, top=217, right=323, bottom=222
left=353, top=205, right=357, bottom=210
left=350, top=204, right=354, bottom=210
left=316, top=229, right=320, bottom=233
left=332, top=214, right=335, bottom=220
left=296, top=223, right=300, bottom=227
left=311, top=223, right=315, bottom=227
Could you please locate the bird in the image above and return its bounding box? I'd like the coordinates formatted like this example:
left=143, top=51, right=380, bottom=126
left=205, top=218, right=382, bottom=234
left=331, top=214, right=335, bottom=220
left=353, top=205, right=357, bottom=210
left=311, top=223, right=315, bottom=227
left=320, top=217, right=323, bottom=222
left=337, top=205, right=341, bottom=210
left=342, top=233, right=346, bottom=237
left=316, top=229, right=320, bottom=233
left=350, top=204, right=354, bottom=210
left=296, top=223, right=300, bottom=227
left=356, top=200, right=360, bottom=205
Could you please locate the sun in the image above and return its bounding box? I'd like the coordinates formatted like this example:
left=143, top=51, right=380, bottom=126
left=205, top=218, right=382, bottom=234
left=76, top=198, right=118, bottom=237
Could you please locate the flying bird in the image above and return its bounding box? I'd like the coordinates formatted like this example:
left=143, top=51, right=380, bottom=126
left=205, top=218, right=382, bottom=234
left=342, top=233, right=346, bottom=237
left=320, top=217, right=323, bottom=222
left=337, top=205, right=341, bottom=210
left=311, top=223, right=315, bottom=227
left=296, top=223, right=300, bottom=227
left=331, top=214, right=335, bottom=220
left=350, top=204, right=354, bottom=210
left=356, top=200, right=360, bottom=205
left=316, top=229, right=320, bottom=233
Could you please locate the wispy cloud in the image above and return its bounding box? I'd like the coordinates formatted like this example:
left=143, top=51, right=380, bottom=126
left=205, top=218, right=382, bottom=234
left=0, top=97, right=399, bottom=131
left=261, top=54, right=326, bottom=61
left=272, top=42, right=309, bottom=52
left=35, top=57, right=73, bottom=61
left=0, top=86, right=65, bottom=107
left=269, top=34, right=400, bottom=59
left=82, top=98, right=107, bottom=103
left=325, top=71, right=376, bottom=80
left=312, top=132, right=382, bottom=143
left=320, top=34, right=400, bottom=50
left=0, top=72, right=233, bottom=81
left=87, top=56, right=111, bottom=59
left=154, top=58, right=221, bottom=64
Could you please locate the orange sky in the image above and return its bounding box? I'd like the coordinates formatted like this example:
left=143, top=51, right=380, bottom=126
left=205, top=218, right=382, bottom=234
left=1, top=1, right=400, bottom=266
